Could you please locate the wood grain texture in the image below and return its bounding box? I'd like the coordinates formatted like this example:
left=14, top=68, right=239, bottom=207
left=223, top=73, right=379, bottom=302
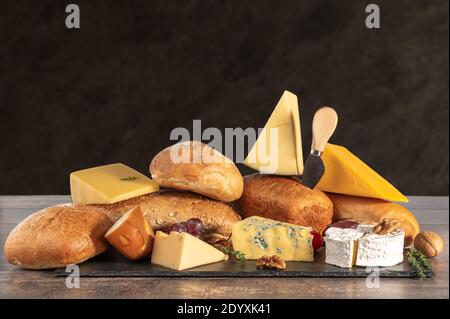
left=0, top=196, right=448, bottom=299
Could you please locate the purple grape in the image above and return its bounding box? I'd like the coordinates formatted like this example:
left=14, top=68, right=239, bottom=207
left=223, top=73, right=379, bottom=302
left=168, top=223, right=187, bottom=233
left=184, top=218, right=204, bottom=237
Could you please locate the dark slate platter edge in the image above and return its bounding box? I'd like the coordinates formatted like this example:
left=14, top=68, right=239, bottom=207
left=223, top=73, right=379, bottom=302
left=53, top=269, right=433, bottom=278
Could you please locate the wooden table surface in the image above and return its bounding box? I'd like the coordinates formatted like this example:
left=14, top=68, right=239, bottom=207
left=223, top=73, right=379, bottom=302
left=0, top=196, right=448, bottom=299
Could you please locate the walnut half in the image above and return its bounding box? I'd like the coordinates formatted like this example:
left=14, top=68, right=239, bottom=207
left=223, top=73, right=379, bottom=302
left=374, top=218, right=401, bottom=235
left=256, top=255, right=286, bottom=270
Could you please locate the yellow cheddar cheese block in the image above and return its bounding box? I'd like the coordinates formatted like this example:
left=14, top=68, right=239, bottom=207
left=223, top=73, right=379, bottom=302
left=317, top=144, right=408, bottom=202
left=70, top=163, right=159, bottom=204
left=151, top=231, right=228, bottom=271
left=244, top=90, right=303, bottom=175
left=231, top=216, right=314, bottom=261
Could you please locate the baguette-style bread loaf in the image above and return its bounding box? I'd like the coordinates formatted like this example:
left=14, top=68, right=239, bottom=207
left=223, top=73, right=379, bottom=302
left=234, top=174, right=333, bottom=234
left=99, top=190, right=241, bottom=240
left=327, top=193, right=420, bottom=247
left=150, top=141, right=243, bottom=202
left=4, top=205, right=120, bottom=269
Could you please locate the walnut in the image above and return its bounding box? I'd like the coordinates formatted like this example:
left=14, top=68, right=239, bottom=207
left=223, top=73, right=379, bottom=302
left=374, top=218, right=401, bottom=235
left=414, top=231, right=445, bottom=257
left=256, top=255, right=286, bottom=270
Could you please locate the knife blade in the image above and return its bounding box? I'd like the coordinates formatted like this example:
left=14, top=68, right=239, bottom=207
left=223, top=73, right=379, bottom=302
left=302, top=107, right=338, bottom=189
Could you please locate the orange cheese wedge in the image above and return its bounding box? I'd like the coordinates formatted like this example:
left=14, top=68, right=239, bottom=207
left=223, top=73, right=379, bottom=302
left=105, top=207, right=155, bottom=260
left=316, top=144, right=408, bottom=202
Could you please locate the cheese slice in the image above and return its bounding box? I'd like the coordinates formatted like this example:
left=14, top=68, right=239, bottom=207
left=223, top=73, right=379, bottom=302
left=70, top=163, right=159, bottom=204
left=151, top=231, right=228, bottom=271
left=231, top=216, right=314, bottom=261
left=317, top=144, right=408, bottom=202
left=244, top=91, right=303, bottom=175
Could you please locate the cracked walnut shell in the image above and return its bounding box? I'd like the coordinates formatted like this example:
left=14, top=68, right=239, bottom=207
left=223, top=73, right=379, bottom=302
left=256, top=255, right=286, bottom=270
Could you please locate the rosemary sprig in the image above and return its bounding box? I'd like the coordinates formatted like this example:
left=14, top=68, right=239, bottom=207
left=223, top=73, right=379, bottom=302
left=120, top=176, right=138, bottom=181
left=407, top=248, right=432, bottom=279
left=219, top=246, right=247, bottom=263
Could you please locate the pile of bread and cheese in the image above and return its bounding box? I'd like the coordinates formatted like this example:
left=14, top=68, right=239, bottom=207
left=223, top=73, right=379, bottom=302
left=4, top=91, right=444, bottom=272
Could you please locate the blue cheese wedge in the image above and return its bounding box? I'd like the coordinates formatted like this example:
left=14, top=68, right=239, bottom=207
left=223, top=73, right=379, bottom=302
left=231, top=216, right=314, bottom=261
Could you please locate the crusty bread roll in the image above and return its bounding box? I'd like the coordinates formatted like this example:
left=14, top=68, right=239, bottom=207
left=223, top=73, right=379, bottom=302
left=327, top=193, right=420, bottom=247
left=233, top=174, right=333, bottom=234
left=4, top=205, right=120, bottom=269
left=150, top=141, right=243, bottom=202
left=99, top=190, right=241, bottom=240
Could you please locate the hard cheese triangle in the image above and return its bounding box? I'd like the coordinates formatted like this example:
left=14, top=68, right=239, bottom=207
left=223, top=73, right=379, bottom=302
left=244, top=90, right=303, bottom=175
left=151, top=231, right=228, bottom=271
left=70, top=163, right=159, bottom=204
left=317, top=144, right=408, bottom=202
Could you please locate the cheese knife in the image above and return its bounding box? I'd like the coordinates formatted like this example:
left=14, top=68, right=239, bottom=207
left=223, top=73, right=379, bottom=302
left=302, top=106, right=338, bottom=189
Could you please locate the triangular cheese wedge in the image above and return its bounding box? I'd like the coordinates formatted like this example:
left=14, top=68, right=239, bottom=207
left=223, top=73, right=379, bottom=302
left=244, top=91, right=303, bottom=175
left=151, top=231, right=228, bottom=271
left=317, top=144, right=408, bottom=202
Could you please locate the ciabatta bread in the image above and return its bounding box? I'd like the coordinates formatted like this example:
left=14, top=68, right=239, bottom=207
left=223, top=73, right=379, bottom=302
left=150, top=141, right=243, bottom=202
left=327, top=193, right=420, bottom=247
left=99, top=190, right=241, bottom=240
left=4, top=205, right=120, bottom=269
left=234, top=174, right=333, bottom=234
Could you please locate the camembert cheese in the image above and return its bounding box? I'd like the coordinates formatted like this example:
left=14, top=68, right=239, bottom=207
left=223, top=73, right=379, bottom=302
left=244, top=91, right=303, bottom=175
left=231, top=216, right=314, bottom=261
left=70, top=163, right=159, bottom=204
left=325, top=225, right=405, bottom=268
left=317, top=144, right=408, bottom=202
left=151, top=231, right=228, bottom=271
left=324, top=227, right=365, bottom=268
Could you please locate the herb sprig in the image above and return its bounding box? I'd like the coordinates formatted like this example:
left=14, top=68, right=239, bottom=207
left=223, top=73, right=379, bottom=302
left=120, top=176, right=139, bottom=181
left=407, top=248, right=432, bottom=279
left=218, top=246, right=247, bottom=263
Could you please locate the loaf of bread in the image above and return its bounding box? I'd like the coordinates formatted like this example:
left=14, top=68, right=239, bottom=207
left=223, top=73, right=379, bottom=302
left=4, top=205, right=120, bottom=269
left=327, top=193, right=420, bottom=247
left=150, top=141, right=243, bottom=202
left=99, top=190, right=241, bottom=240
left=233, top=174, right=334, bottom=234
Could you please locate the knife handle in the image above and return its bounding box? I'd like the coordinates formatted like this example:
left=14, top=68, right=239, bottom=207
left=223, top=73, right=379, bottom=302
left=311, top=107, right=338, bottom=152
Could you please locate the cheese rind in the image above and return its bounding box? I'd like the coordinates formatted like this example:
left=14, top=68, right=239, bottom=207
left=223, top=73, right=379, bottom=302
left=151, top=231, right=228, bottom=271
left=244, top=91, right=304, bottom=175
left=105, top=207, right=155, bottom=260
left=317, top=144, right=408, bottom=202
left=356, top=230, right=404, bottom=267
left=70, top=163, right=159, bottom=204
left=231, top=216, right=314, bottom=261
left=324, top=227, right=365, bottom=268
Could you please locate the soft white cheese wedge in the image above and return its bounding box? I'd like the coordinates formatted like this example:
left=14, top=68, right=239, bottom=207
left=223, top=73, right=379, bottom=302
left=324, top=227, right=365, bottom=268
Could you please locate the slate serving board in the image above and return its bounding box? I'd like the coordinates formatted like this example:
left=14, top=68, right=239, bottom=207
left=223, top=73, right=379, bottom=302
left=53, top=248, right=432, bottom=278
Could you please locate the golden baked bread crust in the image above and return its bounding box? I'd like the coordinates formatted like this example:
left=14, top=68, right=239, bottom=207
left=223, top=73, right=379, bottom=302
left=99, top=190, right=241, bottom=238
left=150, top=141, right=243, bottom=202
left=4, top=205, right=118, bottom=269
left=327, top=193, right=420, bottom=247
left=234, top=174, right=333, bottom=234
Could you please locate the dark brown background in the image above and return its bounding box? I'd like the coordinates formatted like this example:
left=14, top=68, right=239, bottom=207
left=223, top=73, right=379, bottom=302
left=0, top=0, right=448, bottom=195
